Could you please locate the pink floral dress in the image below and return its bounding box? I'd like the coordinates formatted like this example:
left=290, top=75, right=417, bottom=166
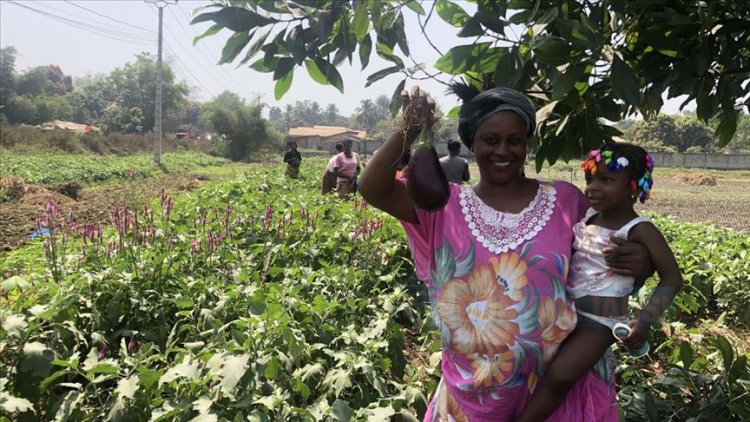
left=401, top=181, right=618, bottom=421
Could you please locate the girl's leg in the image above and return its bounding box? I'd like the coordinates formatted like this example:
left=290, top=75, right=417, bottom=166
left=517, top=319, right=614, bottom=422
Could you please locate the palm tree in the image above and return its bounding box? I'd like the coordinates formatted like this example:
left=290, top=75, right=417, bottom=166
left=354, top=99, right=377, bottom=132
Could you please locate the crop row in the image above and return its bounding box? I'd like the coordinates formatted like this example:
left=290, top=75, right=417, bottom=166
left=0, top=161, right=748, bottom=420
left=0, top=153, right=229, bottom=186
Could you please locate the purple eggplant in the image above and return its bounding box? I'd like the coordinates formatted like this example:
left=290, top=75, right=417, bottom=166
left=407, top=145, right=450, bottom=211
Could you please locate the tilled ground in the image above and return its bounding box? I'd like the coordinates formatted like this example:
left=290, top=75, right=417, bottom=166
left=0, top=174, right=204, bottom=252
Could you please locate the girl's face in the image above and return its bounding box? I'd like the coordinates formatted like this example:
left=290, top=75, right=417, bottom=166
left=584, top=162, right=634, bottom=212
left=472, top=111, right=528, bottom=186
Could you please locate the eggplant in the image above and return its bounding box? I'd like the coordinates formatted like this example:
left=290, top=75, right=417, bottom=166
left=407, top=145, right=450, bottom=211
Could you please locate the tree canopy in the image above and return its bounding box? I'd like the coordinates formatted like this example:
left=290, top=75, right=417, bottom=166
left=194, top=0, right=750, bottom=168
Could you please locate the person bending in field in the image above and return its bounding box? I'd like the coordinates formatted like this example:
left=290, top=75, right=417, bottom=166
left=322, top=143, right=343, bottom=194
left=333, top=139, right=360, bottom=198
left=284, top=141, right=302, bottom=178
left=519, top=142, right=683, bottom=421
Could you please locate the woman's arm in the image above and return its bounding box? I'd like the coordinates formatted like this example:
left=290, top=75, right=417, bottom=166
left=359, top=89, right=434, bottom=223
left=358, top=130, right=419, bottom=223
left=622, top=223, right=683, bottom=348
left=604, top=236, right=655, bottom=284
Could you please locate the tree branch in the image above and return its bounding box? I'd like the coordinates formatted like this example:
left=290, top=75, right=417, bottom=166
left=417, top=1, right=444, bottom=56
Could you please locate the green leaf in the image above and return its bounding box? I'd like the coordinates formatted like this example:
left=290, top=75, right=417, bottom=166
left=191, top=7, right=274, bottom=32
left=389, top=79, right=406, bottom=117
left=239, top=28, right=272, bottom=66
left=116, top=375, right=139, bottom=399
left=551, top=65, right=587, bottom=100
left=446, top=106, right=460, bottom=119
left=284, top=26, right=307, bottom=65
left=434, top=43, right=492, bottom=75
left=534, top=39, right=572, bottom=66
left=273, top=57, right=295, bottom=81
left=159, top=357, right=200, bottom=386
left=249, top=56, right=278, bottom=73
left=716, top=108, right=738, bottom=148
left=715, top=335, right=734, bottom=368
left=404, top=1, right=425, bottom=15
left=458, top=16, right=484, bottom=37
left=678, top=341, right=693, bottom=370
left=375, top=43, right=405, bottom=68
left=435, top=0, right=469, bottom=28
left=0, top=393, right=35, bottom=414
left=219, top=354, right=250, bottom=397
left=494, top=48, right=524, bottom=89
left=313, top=58, right=344, bottom=93
left=1, top=275, right=29, bottom=292
left=331, top=399, right=354, bottom=421
left=53, top=391, right=82, bottom=422
left=193, top=24, right=221, bottom=46
left=365, top=66, right=401, bottom=87
left=359, top=34, right=372, bottom=69
left=611, top=56, right=641, bottom=107
left=304, top=59, right=328, bottom=85
left=274, top=72, right=293, bottom=100
left=175, top=297, right=194, bottom=309
left=352, top=3, right=369, bottom=42
left=1, top=314, right=27, bottom=338
left=220, top=31, right=253, bottom=64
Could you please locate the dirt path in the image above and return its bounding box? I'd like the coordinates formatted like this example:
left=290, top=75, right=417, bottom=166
left=0, top=173, right=205, bottom=252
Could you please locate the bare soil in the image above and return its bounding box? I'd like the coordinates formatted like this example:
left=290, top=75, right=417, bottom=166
left=0, top=174, right=207, bottom=252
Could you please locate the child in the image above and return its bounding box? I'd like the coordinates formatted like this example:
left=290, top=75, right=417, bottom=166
left=518, top=142, right=683, bottom=421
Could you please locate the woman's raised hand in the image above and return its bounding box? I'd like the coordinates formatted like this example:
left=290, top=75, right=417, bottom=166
left=399, top=85, right=438, bottom=140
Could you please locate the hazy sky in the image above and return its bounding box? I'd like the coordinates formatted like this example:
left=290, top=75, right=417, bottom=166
left=1, top=0, right=691, bottom=117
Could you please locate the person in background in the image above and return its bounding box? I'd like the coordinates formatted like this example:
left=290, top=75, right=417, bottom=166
left=440, top=140, right=470, bottom=184
left=284, top=141, right=302, bottom=178
left=333, top=139, right=360, bottom=198
left=322, top=143, right=344, bottom=194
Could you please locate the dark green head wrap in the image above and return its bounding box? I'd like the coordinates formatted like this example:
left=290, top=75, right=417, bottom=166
left=455, top=87, right=536, bottom=149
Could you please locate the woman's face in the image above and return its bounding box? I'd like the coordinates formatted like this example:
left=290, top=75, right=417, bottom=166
left=472, top=111, right=528, bottom=186
left=343, top=141, right=353, bottom=154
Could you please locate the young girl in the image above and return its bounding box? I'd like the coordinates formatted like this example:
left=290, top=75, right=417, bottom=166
left=519, top=142, right=683, bottom=421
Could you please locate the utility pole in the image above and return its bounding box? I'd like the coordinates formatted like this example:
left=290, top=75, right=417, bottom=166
left=146, top=0, right=177, bottom=165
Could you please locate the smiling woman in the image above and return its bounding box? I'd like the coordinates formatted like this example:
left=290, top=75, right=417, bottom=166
left=358, top=84, right=655, bottom=421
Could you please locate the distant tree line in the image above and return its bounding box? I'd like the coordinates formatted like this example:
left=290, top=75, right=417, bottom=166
left=621, top=113, right=750, bottom=154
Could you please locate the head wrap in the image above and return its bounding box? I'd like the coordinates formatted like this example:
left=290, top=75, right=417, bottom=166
left=456, top=87, right=536, bottom=149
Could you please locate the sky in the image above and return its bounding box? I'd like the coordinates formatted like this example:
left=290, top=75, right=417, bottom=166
left=0, top=0, right=692, bottom=118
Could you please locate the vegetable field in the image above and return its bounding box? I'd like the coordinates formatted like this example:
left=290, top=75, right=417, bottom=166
left=1, top=159, right=749, bottom=420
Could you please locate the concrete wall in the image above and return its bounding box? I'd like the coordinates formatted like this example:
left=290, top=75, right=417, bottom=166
left=651, top=152, right=750, bottom=170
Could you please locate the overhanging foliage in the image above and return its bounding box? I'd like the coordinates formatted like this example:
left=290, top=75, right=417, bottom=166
left=193, top=0, right=750, bottom=169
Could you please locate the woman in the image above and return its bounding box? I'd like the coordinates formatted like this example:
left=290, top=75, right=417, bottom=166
left=322, top=143, right=344, bottom=194
left=359, top=86, right=651, bottom=421
left=333, top=139, right=360, bottom=198
left=284, top=141, right=302, bottom=178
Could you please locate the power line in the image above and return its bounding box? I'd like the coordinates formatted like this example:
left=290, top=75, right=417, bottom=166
left=7, top=1, right=152, bottom=46
left=63, top=0, right=156, bottom=35
left=16, top=0, right=154, bottom=42
left=145, top=3, right=212, bottom=96
left=161, top=17, right=230, bottom=92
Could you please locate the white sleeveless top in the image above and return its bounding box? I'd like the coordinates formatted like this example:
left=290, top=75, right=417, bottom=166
left=567, top=208, right=650, bottom=299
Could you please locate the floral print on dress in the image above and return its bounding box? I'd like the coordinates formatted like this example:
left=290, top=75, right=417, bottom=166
left=437, top=266, right=520, bottom=355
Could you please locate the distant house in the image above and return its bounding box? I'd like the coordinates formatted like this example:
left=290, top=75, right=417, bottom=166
left=286, top=126, right=367, bottom=151
left=40, top=120, right=100, bottom=134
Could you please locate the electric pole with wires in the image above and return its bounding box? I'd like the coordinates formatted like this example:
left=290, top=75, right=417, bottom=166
left=145, top=0, right=177, bottom=165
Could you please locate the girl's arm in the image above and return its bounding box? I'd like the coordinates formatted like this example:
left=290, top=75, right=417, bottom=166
left=623, top=223, right=684, bottom=348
